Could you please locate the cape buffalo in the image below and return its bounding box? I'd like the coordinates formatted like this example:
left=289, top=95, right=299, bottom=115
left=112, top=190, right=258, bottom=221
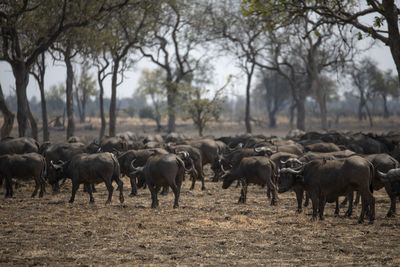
left=49, top=152, right=124, bottom=204
left=131, top=153, right=190, bottom=208
left=222, top=156, right=278, bottom=205
left=0, top=137, right=39, bottom=155
left=279, top=156, right=375, bottom=224
left=0, top=153, right=46, bottom=198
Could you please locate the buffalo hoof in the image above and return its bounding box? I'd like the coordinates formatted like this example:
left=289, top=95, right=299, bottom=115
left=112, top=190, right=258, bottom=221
left=173, top=204, right=179, bottom=208
left=344, top=211, right=352, bottom=218
left=129, top=193, right=136, bottom=197
left=296, top=208, right=303, bottom=213
left=270, top=199, right=277, bottom=206
left=310, top=217, right=318, bottom=222
left=357, top=219, right=364, bottom=224
left=189, top=186, right=194, bottom=190
left=89, top=200, right=95, bottom=204
left=368, top=220, right=374, bottom=225
left=119, top=196, right=124, bottom=204
left=386, top=212, right=395, bottom=218
left=334, top=213, right=339, bottom=217
left=69, top=199, right=74, bottom=203
left=201, top=186, right=206, bottom=191
left=211, top=178, right=219, bottom=183
left=105, top=200, right=111, bottom=205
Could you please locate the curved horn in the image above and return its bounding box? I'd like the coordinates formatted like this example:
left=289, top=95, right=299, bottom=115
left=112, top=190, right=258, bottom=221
left=50, top=160, right=56, bottom=168
left=280, top=166, right=304, bottom=174
left=130, top=159, right=137, bottom=169
left=177, top=151, right=190, bottom=159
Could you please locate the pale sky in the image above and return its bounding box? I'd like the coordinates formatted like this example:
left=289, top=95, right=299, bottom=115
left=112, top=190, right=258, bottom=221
left=0, top=41, right=397, bottom=101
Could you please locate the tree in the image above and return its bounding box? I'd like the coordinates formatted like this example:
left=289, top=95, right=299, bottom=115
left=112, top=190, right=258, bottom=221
left=295, top=1, right=400, bottom=85
left=0, top=83, right=14, bottom=138
left=30, top=52, right=49, bottom=141
left=180, top=84, right=227, bottom=137
left=46, top=83, right=65, bottom=116
left=348, top=58, right=376, bottom=126
left=139, top=0, right=212, bottom=133
left=74, top=62, right=97, bottom=123
left=0, top=0, right=129, bottom=137
left=255, top=70, right=291, bottom=128
left=243, top=2, right=355, bottom=130
left=136, top=69, right=166, bottom=132
left=211, top=0, right=270, bottom=133
left=371, top=69, right=399, bottom=118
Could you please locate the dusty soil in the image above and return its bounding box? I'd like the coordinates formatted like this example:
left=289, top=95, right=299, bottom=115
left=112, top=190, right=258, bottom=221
left=1, top=118, right=400, bottom=265
left=1, top=166, right=399, bottom=266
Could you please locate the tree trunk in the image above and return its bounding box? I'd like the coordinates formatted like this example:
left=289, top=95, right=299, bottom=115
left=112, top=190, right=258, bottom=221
left=268, top=110, right=277, bottom=128
left=317, top=93, right=328, bottom=130
left=27, top=105, right=38, bottom=140
left=382, top=0, right=400, bottom=86
left=289, top=103, right=296, bottom=129
left=365, top=102, right=373, bottom=127
left=382, top=95, right=389, bottom=118
left=109, top=59, right=119, bottom=137
left=245, top=63, right=255, bottom=134
left=65, top=53, right=75, bottom=140
left=12, top=62, right=30, bottom=137
left=0, top=84, right=15, bottom=139
left=38, top=59, right=49, bottom=141
left=98, top=71, right=106, bottom=140
left=358, top=97, right=365, bottom=121
left=167, top=83, right=176, bottom=133
left=81, top=101, right=86, bottom=123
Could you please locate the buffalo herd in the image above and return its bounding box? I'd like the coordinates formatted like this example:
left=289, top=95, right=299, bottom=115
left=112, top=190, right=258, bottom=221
left=2, top=130, right=400, bottom=225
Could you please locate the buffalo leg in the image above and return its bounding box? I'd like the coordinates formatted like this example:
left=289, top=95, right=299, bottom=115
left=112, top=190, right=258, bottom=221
left=149, top=184, right=160, bottom=208
left=334, top=198, right=339, bottom=216
left=345, top=192, right=353, bottom=217
left=32, top=177, right=40, bottom=198
left=160, top=186, right=169, bottom=195
left=294, top=188, right=304, bottom=213
left=170, top=183, right=181, bottom=208
left=104, top=180, right=114, bottom=205
left=265, top=177, right=277, bottom=206
left=189, top=172, right=196, bottom=191
left=4, top=177, right=12, bottom=198
left=69, top=182, right=80, bottom=203
left=116, top=179, right=124, bottom=204
left=129, top=174, right=137, bottom=197
left=85, top=183, right=95, bottom=203
left=304, top=192, right=310, bottom=207
left=340, top=195, right=349, bottom=209
left=238, top=180, right=247, bottom=204
left=319, top=196, right=326, bottom=220
left=384, top=184, right=396, bottom=217
left=310, top=194, right=319, bottom=221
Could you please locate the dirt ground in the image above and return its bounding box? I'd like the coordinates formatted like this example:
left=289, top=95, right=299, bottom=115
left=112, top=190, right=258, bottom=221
left=1, top=118, right=400, bottom=265
left=1, top=167, right=400, bottom=266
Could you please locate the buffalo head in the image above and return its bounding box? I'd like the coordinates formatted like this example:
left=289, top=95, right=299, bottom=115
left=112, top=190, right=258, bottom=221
left=277, top=164, right=304, bottom=193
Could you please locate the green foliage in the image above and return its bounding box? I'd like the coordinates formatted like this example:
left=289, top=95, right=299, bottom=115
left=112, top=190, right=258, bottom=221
left=179, top=82, right=227, bottom=136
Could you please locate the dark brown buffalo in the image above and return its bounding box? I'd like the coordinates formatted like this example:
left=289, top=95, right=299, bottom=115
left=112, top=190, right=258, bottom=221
left=43, top=142, right=98, bottom=192
left=279, top=156, right=375, bottom=224
left=222, top=156, right=278, bottom=205
left=304, top=142, right=341, bottom=153
left=49, top=152, right=124, bottom=204
left=166, top=144, right=204, bottom=190
left=0, top=153, right=46, bottom=198
left=99, top=136, right=128, bottom=153
left=365, top=154, right=399, bottom=217
left=131, top=153, right=189, bottom=208
left=183, top=139, right=222, bottom=182
left=117, top=148, right=168, bottom=196
left=0, top=137, right=39, bottom=155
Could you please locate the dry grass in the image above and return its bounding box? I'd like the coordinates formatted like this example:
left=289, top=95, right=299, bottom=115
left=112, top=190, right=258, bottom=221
left=1, top=118, right=400, bottom=265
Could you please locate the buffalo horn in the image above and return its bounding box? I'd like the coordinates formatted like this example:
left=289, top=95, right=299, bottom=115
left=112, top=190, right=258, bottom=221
left=280, top=166, right=304, bottom=174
